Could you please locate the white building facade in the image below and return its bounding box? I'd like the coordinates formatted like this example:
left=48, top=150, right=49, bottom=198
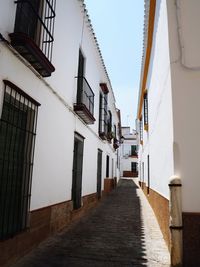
left=0, top=1, right=121, bottom=265
left=137, top=0, right=200, bottom=266
left=120, top=127, right=138, bottom=178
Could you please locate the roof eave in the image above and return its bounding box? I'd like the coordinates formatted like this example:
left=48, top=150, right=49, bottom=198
left=137, top=0, right=156, bottom=119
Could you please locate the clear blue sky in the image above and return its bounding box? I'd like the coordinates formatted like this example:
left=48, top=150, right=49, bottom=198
left=84, top=0, right=144, bottom=128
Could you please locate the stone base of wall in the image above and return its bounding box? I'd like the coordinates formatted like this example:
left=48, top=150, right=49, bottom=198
left=0, top=193, right=99, bottom=267
left=140, top=182, right=170, bottom=249
left=123, top=171, right=138, bottom=177
left=183, top=212, right=200, bottom=267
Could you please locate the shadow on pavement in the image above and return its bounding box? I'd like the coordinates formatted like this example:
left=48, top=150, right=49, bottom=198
left=12, top=179, right=147, bottom=267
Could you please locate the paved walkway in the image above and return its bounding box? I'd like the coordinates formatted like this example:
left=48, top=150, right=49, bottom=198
left=12, top=179, right=170, bottom=267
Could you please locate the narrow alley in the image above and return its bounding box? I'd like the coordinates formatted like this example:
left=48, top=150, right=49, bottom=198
left=11, top=179, right=170, bottom=267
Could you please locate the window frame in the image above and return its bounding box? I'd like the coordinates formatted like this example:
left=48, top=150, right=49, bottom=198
left=99, top=91, right=108, bottom=136
left=131, top=162, right=138, bottom=173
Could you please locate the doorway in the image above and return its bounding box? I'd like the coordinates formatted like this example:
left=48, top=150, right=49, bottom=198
left=72, top=133, right=84, bottom=209
left=97, top=149, right=102, bottom=199
left=106, top=155, right=109, bottom=177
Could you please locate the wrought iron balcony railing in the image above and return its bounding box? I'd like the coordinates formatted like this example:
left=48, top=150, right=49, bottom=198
left=74, top=76, right=95, bottom=124
left=113, top=138, right=119, bottom=150
left=9, top=0, right=56, bottom=77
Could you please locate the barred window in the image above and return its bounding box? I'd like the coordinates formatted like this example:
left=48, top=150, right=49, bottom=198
left=107, top=110, right=112, bottom=134
left=14, top=0, right=56, bottom=66
left=99, top=92, right=108, bottom=135
left=0, top=80, right=40, bottom=240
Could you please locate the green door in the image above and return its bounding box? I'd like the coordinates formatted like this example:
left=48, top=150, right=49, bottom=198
left=97, top=149, right=102, bottom=199
left=0, top=100, right=27, bottom=239
left=72, top=134, right=84, bottom=209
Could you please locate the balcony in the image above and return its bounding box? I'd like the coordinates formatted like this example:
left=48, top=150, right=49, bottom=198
left=123, top=152, right=138, bottom=158
left=113, top=138, right=119, bottom=150
left=100, top=83, right=109, bottom=94
left=129, top=152, right=138, bottom=158
left=74, top=76, right=95, bottom=124
left=9, top=0, right=56, bottom=77
left=99, top=132, right=107, bottom=140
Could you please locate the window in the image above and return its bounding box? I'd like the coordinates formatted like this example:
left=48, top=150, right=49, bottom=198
left=131, top=162, right=138, bottom=173
left=144, top=92, right=148, bottom=131
left=0, top=80, right=40, bottom=239
left=113, top=124, right=119, bottom=150
left=99, top=93, right=103, bottom=133
left=10, top=0, right=56, bottom=76
left=131, top=145, right=137, bottom=156
left=77, top=50, right=85, bottom=103
left=99, top=92, right=108, bottom=138
left=74, top=50, right=95, bottom=124
left=107, top=110, right=113, bottom=140
left=114, top=125, right=117, bottom=138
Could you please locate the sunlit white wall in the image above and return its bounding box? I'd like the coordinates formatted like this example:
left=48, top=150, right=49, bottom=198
left=0, top=0, right=119, bottom=210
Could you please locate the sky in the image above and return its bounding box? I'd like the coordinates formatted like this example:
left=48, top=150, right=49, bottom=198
left=84, top=0, right=144, bottom=128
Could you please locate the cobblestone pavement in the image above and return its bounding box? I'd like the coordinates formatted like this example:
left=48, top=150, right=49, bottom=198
left=12, top=179, right=170, bottom=267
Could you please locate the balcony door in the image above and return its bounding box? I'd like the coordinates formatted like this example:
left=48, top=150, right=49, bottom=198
left=15, top=0, right=41, bottom=42
left=72, top=133, right=84, bottom=210
left=131, top=145, right=137, bottom=156
left=77, top=50, right=85, bottom=103
left=97, top=149, right=102, bottom=199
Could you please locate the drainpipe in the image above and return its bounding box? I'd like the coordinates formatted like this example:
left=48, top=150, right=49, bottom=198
left=169, top=176, right=182, bottom=267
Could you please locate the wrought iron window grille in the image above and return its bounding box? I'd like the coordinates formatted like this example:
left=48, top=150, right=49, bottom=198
left=9, top=0, right=56, bottom=76
left=99, top=92, right=108, bottom=137
left=107, top=110, right=112, bottom=137
left=14, top=0, right=56, bottom=61
left=0, top=80, right=40, bottom=240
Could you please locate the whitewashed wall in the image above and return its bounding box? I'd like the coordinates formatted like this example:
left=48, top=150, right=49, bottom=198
left=138, top=0, right=174, bottom=199
left=120, top=157, right=138, bottom=175
left=0, top=0, right=119, bottom=210
left=120, top=128, right=137, bottom=176
left=167, top=0, right=200, bottom=212
left=122, top=140, right=137, bottom=156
